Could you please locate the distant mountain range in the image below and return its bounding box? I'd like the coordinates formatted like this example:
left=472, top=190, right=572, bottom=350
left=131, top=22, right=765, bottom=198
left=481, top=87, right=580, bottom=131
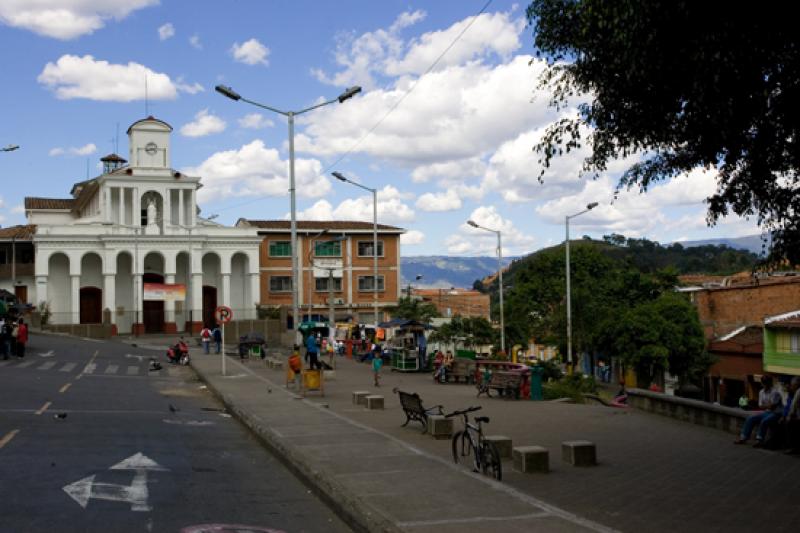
left=676, top=234, right=769, bottom=255
left=400, top=256, right=514, bottom=289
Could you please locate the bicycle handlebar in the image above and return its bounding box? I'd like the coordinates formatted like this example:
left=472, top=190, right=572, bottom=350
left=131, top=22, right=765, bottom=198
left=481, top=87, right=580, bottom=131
left=444, top=406, right=482, bottom=418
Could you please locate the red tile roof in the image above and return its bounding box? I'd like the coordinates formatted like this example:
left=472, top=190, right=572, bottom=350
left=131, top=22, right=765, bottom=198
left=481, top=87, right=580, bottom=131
left=24, top=197, right=75, bottom=210
left=0, top=225, right=36, bottom=240
left=240, top=219, right=404, bottom=232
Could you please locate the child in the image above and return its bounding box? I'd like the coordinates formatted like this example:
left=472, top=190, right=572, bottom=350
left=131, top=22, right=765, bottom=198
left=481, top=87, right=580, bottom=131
left=372, top=347, right=383, bottom=387
left=200, top=325, right=211, bottom=354
left=288, top=345, right=302, bottom=389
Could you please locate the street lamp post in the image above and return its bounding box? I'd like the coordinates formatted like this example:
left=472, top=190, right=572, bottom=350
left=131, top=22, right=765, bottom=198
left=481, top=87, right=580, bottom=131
left=306, top=229, right=330, bottom=322
left=216, top=85, right=361, bottom=342
left=309, top=235, right=346, bottom=347
left=565, top=202, right=599, bottom=374
left=467, top=220, right=505, bottom=355
left=331, top=172, right=379, bottom=326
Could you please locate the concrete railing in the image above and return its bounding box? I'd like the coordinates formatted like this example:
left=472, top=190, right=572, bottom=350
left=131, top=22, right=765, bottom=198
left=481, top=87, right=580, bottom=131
left=627, top=388, right=748, bottom=435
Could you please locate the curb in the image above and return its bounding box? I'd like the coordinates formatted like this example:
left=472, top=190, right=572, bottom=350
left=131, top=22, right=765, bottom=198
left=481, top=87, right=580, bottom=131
left=191, top=362, right=403, bottom=533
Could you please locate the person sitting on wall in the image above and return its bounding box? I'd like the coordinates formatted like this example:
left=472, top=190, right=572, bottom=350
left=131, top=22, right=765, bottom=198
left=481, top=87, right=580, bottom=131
left=734, top=375, right=783, bottom=447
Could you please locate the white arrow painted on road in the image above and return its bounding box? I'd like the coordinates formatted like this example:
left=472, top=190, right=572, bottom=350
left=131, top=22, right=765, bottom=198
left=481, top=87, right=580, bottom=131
left=38, top=350, right=55, bottom=357
left=62, top=452, right=167, bottom=512
left=125, top=354, right=146, bottom=362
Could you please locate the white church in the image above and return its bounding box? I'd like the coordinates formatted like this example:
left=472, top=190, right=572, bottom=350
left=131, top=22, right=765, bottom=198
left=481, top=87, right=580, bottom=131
left=17, top=116, right=262, bottom=335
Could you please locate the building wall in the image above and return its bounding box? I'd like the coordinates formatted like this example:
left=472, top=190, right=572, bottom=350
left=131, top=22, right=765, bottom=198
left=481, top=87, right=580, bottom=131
left=414, top=289, right=490, bottom=319
left=258, top=231, right=401, bottom=322
left=692, top=278, right=800, bottom=339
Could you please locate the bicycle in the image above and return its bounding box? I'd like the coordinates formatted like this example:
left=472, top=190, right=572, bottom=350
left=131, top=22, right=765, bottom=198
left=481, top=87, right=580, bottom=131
left=445, top=406, right=502, bottom=481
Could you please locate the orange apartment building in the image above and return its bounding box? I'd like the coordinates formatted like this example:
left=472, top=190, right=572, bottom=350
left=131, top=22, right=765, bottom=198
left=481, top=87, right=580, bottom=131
left=412, top=288, right=490, bottom=319
left=236, top=220, right=404, bottom=325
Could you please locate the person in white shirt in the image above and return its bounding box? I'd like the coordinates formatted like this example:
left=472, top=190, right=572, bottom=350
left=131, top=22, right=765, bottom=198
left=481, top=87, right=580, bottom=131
left=735, top=375, right=783, bottom=447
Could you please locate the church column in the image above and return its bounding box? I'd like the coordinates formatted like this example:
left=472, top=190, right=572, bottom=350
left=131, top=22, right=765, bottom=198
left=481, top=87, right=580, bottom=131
left=104, top=187, right=112, bottom=224
left=189, top=189, right=196, bottom=226
left=133, top=187, right=141, bottom=228
left=103, top=273, right=116, bottom=333
left=35, top=275, right=48, bottom=311
left=189, top=272, right=203, bottom=334
left=70, top=275, right=80, bottom=325
left=132, top=260, right=144, bottom=335
left=164, top=273, right=177, bottom=333
left=178, top=189, right=184, bottom=227
left=119, top=188, right=126, bottom=226
left=221, top=273, right=231, bottom=308
left=249, top=273, right=260, bottom=320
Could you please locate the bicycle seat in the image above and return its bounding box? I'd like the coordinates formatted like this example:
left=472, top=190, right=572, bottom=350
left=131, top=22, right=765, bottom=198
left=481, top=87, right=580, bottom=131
left=475, top=416, right=490, bottom=424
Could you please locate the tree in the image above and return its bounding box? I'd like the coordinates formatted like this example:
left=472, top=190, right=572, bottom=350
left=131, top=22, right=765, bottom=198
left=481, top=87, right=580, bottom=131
left=387, top=296, right=440, bottom=323
left=527, top=1, right=800, bottom=263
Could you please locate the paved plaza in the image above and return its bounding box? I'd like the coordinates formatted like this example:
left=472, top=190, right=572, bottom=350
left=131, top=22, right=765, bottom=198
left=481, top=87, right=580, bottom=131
left=181, top=345, right=800, bottom=533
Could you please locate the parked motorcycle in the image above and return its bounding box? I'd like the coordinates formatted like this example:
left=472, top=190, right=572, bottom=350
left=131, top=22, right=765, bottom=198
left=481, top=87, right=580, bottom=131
left=166, top=339, right=190, bottom=365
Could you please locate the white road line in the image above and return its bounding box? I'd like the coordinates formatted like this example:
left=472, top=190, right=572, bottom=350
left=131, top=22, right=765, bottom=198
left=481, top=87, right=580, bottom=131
left=38, top=361, right=56, bottom=370
left=60, top=362, right=77, bottom=372
left=126, top=366, right=139, bottom=375
left=398, top=513, right=551, bottom=527
left=16, top=360, right=35, bottom=368
left=105, top=365, right=119, bottom=375
left=83, top=363, right=97, bottom=374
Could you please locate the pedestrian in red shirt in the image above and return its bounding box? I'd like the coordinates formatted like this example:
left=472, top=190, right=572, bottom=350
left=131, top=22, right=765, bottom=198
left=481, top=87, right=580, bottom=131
left=15, top=318, right=28, bottom=359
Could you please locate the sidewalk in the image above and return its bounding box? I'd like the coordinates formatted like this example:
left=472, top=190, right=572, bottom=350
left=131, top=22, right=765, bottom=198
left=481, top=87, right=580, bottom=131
left=189, top=350, right=800, bottom=533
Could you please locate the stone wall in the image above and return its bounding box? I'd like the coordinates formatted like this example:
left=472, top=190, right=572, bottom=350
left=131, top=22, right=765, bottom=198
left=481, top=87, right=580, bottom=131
left=628, top=388, right=748, bottom=435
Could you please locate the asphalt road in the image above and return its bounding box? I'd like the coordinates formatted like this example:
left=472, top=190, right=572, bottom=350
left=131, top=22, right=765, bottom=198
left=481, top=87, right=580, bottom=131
left=0, top=332, right=351, bottom=533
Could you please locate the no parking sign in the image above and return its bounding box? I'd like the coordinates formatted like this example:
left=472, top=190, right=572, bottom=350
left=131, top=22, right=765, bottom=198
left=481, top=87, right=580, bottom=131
left=215, top=306, right=233, bottom=324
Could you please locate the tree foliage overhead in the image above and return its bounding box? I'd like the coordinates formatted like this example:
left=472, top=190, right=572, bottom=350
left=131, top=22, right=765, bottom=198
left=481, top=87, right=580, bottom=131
left=386, top=296, right=440, bottom=324
left=527, top=1, right=800, bottom=263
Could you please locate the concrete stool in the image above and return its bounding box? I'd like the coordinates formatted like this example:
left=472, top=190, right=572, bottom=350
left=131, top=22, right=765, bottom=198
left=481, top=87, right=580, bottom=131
left=484, top=435, right=512, bottom=459
left=562, top=440, right=597, bottom=466
left=427, top=415, right=453, bottom=440
left=513, top=446, right=549, bottom=473
left=271, top=360, right=283, bottom=370
left=323, top=370, right=336, bottom=380
left=365, top=395, right=384, bottom=410
left=352, top=391, right=371, bottom=405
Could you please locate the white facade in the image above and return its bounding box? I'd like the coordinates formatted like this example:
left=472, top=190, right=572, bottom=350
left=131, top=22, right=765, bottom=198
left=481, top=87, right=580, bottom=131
left=26, top=117, right=262, bottom=334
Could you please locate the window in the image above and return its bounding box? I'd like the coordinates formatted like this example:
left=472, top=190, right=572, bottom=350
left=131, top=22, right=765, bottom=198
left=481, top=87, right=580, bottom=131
left=315, top=240, right=342, bottom=257
left=357, top=240, right=384, bottom=257
left=269, top=241, right=291, bottom=257
left=777, top=332, right=800, bottom=353
left=269, top=276, right=292, bottom=292
left=315, top=277, right=343, bottom=292
left=358, top=275, right=385, bottom=292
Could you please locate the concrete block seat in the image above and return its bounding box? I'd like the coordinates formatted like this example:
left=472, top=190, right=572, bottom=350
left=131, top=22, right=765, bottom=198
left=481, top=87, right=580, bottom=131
left=562, top=440, right=596, bottom=466
left=352, top=391, right=371, bottom=405
left=513, top=446, right=549, bottom=473
left=426, top=414, right=453, bottom=440
left=484, top=435, right=512, bottom=459
left=365, top=395, right=384, bottom=410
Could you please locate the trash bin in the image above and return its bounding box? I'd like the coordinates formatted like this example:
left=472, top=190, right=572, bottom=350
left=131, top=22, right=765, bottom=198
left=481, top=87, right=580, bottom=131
left=530, top=365, right=543, bottom=401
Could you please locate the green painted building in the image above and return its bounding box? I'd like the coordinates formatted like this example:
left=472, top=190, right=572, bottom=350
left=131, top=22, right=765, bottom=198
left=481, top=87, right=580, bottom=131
left=763, top=310, right=800, bottom=376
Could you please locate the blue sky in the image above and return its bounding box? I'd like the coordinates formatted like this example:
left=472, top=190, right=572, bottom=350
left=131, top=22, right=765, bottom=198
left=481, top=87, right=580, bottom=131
left=0, top=0, right=759, bottom=256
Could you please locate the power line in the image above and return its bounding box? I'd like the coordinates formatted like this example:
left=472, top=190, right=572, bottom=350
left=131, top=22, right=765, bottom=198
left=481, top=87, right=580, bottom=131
left=211, top=0, right=494, bottom=216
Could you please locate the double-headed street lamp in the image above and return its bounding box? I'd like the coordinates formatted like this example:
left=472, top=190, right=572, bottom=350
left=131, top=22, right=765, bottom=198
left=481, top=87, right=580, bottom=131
left=331, top=171, right=380, bottom=327
left=216, top=84, right=361, bottom=341
left=565, top=202, right=599, bottom=374
left=467, top=220, right=505, bottom=355
left=1, top=144, right=19, bottom=152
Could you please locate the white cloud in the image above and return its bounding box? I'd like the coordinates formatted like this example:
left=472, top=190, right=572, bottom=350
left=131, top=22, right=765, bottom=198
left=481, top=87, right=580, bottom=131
left=38, top=54, right=178, bottom=101
left=174, top=78, right=204, bottom=94
left=183, top=140, right=331, bottom=203
left=445, top=205, right=535, bottom=255
left=158, top=22, right=174, bottom=41
left=180, top=109, right=226, bottom=137
left=238, top=113, right=274, bottom=130
left=49, top=143, right=97, bottom=156
left=401, top=230, right=425, bottom=246
left=297, top=55, right=551, bottom=167
left=189, top=34, right=202, bottom=49
left=293, top=185, right=415, bottom=226
left=0, top=0, right=157, bottom=40
left=231, top=38, right=270, bottom=66
left=416, top=190, right=462, bottom=212
left=411, top=157, right=486, bottom=183
left=11, top=205, right=25, bottom=214
left=296, top=200, right=335, bottom=221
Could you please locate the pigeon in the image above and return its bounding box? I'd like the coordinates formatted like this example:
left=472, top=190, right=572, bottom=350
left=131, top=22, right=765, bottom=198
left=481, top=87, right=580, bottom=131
left=53, top=413, right=67, bottom=419
left=168, top=404, right=178, bottom=413
left=149, top=358, right=162, bottom=372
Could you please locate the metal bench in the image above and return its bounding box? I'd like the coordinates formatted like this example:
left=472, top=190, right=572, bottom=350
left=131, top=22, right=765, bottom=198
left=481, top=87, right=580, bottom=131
left=394, top=388, right=444, bottom=433
left=476, top=371, right=523, bottom=399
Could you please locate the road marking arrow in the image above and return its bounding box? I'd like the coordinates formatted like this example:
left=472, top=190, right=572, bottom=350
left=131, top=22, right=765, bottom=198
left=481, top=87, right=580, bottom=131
left=125, top=354, right=145, bottom=362
left=38, top=350, right=55, bottom=357
left=62, top=452, right=168, bottom=512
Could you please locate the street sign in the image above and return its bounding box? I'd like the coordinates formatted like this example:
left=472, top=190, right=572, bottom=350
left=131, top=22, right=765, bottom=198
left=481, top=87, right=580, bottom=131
left=215, top=306, right=233, bottom=324
left=62, top=452, right=168, bottom=512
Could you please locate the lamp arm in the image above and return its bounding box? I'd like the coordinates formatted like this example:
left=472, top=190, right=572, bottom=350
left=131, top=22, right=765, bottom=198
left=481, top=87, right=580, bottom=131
left=239, top=97, right=289, bottom=117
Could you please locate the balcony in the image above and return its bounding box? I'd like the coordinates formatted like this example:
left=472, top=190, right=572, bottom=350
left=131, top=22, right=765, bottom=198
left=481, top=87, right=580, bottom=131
left=0, top=263, right=35, bottom=278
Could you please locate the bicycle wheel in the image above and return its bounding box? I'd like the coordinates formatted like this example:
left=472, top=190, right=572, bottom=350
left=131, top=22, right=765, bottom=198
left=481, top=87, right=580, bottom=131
left=451, top=430, right=470, bottom=464
left=480, top=441, right=503, bottom=481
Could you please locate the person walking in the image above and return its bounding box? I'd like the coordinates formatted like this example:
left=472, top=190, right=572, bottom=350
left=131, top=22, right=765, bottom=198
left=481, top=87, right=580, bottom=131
left=0, top=317, right=9, bottom=360
left=200, top=325, right=211, bottom=354
left=15, top=318, right=28, bottom=359
left=372, top=343, right=384, bottom=387
left=212, top=325, right=222, bottom=354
